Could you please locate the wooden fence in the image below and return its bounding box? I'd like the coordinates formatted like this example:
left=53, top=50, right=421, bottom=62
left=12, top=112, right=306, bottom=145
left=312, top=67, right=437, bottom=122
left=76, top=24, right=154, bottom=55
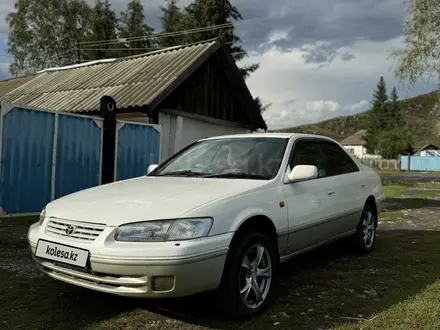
left=358, top=158, right=400, bottom=171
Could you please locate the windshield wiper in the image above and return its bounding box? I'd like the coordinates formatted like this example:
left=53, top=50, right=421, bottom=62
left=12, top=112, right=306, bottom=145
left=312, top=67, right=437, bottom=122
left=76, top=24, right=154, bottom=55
left=202, top=172, right=270, bottom=180
left=155, top=170, right=210, bottom=177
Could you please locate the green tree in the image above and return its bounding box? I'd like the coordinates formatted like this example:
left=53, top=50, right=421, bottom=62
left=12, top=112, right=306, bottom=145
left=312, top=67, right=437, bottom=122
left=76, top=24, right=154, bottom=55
left=158, top=0, right=259, bottom=79
left=364, top=77, right=389, bottom=153
left=82, top=0, right=118, bottom=61
left=254, top=97, right=271, bottom=113
left=376, top=126, right=414, bottom=159
left=118, top=0, right=155, bottom=57
left=389, top=87, right=403, bottom=125
left=392, top=0, right=440, bottom=86
left=6, top=0, right=90, bottom=76
left=159, top=0, right=267, bottom=113
left=159, top=0, right=185, bottom=47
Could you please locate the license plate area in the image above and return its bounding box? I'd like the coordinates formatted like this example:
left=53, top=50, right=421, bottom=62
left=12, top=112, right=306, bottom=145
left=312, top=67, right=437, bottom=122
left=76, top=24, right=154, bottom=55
left=35, top=239, right=89, bottom=268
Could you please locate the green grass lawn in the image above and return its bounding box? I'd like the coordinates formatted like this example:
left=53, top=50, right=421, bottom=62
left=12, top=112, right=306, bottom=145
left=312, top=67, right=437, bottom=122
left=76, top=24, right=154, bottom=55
left=336, top=280, right=440, bottom=330
left=383, top=185, right=407, bottom=198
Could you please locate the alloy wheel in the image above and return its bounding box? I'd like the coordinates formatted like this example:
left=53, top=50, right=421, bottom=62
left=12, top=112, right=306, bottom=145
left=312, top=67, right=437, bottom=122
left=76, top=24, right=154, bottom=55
left=362, top=210, right=375, bottom=248
left=239, top=244, right=272, bottom=309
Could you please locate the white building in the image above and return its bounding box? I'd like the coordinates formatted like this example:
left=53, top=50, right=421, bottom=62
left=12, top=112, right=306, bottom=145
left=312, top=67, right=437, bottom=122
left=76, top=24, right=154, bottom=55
left=413, top=144, right=440, bottom=157
left=341, top=130, right=381, bottom=159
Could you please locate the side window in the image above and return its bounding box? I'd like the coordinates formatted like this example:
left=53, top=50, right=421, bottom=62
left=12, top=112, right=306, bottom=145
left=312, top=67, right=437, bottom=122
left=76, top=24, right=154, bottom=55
left=318, top=141, right=359, bottom=176
left=290, top=140, right=326, bottom=178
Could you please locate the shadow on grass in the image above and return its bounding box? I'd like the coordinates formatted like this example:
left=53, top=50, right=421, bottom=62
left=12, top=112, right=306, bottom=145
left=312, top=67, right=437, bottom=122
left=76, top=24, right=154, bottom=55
left=3, top=229, right=440, bottom=330
left=384, top=197, right=440, bottom=211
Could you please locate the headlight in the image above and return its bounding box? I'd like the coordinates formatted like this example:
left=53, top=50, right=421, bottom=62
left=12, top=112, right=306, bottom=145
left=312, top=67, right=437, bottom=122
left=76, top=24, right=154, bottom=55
left=39, top=209, right=46, bottom=226
left=114, top=218, right=213, bottom=242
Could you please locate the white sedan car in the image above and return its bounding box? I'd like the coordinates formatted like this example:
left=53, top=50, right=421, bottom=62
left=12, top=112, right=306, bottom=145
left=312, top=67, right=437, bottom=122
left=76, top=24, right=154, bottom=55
left=28, top=133, right=384, bottom=318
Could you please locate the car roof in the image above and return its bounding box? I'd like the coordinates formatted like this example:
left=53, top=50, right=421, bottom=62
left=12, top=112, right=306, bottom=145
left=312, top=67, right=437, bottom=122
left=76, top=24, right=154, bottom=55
left=199, top=132, right=338, bottom=143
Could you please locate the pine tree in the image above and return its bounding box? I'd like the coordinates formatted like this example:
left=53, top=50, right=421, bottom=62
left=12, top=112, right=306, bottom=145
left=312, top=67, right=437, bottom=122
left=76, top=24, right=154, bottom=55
left=364, top=76, right=389, bottom=154
left=159, top=0, right=259, bottom=79
left=159, top=0, right=184, bottom=48
left=371, top=76, right=389, bottom=129
left=118, top=0, right=155, bottom=57
left=83, top=0, right=118, bottom=61
left=158, top=0, right=266, bottom=112
left=389, top=87, right=403, bottom=125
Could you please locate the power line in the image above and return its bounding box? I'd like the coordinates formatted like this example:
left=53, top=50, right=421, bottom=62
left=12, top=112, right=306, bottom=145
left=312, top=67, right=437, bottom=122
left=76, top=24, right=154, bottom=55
left=77, top=40, right=236, bottom=53
left=78, top=22, right=234, bottom=47
left=76, top=13, right=278, bottom=48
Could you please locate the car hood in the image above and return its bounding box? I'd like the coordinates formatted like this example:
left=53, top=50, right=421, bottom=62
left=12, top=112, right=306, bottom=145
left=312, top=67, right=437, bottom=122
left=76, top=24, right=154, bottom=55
left=45, top=176, right=267, bottom=226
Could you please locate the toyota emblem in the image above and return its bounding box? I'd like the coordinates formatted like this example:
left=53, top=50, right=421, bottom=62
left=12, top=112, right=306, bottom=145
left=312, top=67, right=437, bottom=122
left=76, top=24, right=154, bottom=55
left=65, top=225, right=75, bottom=236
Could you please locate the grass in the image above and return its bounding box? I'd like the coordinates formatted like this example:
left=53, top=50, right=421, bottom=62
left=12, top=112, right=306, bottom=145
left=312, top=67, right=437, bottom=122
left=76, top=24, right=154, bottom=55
left=3, top=228, right=440, bottom=330
left=2, top=186, right=440, bottom=329
left=379, top=211, right=402, bottom=222
left=413, top=191, right=440, bottom=199
left=421, top=182, right=440, bottom=189
left=336, top=280, right=440, bottom=330
left=0, top=215, right=38, bottom=227
left=377, top=170, right=440, bottom=175
left=383, top=185, right=407, bottom=198
left=0, top=231, right=440, bottom=330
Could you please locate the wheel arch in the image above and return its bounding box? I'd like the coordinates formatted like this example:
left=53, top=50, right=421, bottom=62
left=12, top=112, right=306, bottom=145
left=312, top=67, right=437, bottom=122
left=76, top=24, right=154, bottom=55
left=365, top=195, right=378, bottom=225
left=230, top=214, right=280, bottom=263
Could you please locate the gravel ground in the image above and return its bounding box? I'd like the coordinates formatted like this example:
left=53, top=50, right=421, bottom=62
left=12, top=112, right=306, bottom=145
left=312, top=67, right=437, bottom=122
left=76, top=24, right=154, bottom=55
left=2, top=179, right=440, bottom=330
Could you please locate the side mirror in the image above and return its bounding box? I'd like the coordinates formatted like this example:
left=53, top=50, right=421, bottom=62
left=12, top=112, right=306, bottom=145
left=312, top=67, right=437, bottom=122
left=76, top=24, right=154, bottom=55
left=287, top=165, right=318, bottom=182
left=146, top=164, right=159, bottom=175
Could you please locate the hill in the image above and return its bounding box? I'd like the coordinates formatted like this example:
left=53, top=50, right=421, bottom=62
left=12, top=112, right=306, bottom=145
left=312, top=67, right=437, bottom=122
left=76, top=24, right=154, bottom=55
left=277, top=90, right=440, bottom=147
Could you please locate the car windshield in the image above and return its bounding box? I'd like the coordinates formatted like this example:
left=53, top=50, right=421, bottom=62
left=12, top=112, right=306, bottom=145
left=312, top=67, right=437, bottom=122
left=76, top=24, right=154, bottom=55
left=150, top=137, right=288, bottom=180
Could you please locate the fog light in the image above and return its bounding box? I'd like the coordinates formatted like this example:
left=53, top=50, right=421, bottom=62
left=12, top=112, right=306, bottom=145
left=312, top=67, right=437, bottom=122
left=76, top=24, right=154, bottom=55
left=152, top=275, right=175, bottom=292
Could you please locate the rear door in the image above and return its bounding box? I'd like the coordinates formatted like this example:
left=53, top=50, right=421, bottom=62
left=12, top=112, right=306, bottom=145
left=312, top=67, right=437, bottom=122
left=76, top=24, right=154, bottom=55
left=316, top=140, right=365, bottom=236
left=283, top=139, right=338, bottom=254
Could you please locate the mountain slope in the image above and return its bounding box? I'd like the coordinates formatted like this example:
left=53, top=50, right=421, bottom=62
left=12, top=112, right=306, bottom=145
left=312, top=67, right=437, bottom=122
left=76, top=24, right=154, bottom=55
left=278, top=90, right=440, bottom=147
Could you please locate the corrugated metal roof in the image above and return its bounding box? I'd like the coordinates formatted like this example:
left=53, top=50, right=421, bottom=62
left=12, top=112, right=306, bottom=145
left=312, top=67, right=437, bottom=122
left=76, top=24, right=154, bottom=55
left=2, top=41, right=218, bottom=113
left=0, top=75, right=38, bottom=98
left=340, top=129, right=366, bottom=145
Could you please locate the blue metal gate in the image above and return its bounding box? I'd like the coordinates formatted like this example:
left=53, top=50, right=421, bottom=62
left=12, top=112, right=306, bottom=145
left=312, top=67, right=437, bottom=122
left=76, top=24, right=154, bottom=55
left=0, top=107, right=55, bottom=214
left=54, top=114, right=102, bottom=199
left=0, top=104, right=161, bottom=216
left=116, top=121, right=161, bottom=181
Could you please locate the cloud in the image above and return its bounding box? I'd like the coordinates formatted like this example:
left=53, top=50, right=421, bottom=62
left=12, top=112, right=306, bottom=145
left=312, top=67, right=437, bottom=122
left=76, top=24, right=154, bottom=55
left=341, top=52, right=356, bottom=61
left=343, top=100, right=370, bottom=112
left=0, top=0, right=436, bottom=132
left=305, top=100, right=341, bottom=113
left=266, top=29, right=290, bottom=45
left=240, top=35, right=438, bottom=129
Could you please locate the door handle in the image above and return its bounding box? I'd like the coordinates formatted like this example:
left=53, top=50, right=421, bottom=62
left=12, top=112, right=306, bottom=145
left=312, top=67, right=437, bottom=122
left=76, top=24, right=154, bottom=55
left=327, top=190, right=335, bottom=196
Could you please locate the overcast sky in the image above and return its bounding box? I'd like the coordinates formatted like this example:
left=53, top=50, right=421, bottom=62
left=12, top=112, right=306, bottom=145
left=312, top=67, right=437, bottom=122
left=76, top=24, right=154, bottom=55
left=0, top=0, right=437, bottom=129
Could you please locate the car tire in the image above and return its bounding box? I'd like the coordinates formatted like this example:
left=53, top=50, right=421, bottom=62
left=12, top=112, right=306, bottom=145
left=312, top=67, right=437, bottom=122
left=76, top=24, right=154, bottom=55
left=351, top=203, right=377, bottom=253
left=217, top=230, right=277, bottom=320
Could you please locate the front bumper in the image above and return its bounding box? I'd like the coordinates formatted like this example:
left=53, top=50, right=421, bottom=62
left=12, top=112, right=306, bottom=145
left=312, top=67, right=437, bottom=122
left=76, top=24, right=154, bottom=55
left=28, top=223, right=231, bottom=298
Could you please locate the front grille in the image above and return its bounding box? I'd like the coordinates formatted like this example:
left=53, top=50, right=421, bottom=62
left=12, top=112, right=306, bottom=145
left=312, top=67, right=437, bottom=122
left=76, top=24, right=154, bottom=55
left=46, top=218, right=106, bottom=241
